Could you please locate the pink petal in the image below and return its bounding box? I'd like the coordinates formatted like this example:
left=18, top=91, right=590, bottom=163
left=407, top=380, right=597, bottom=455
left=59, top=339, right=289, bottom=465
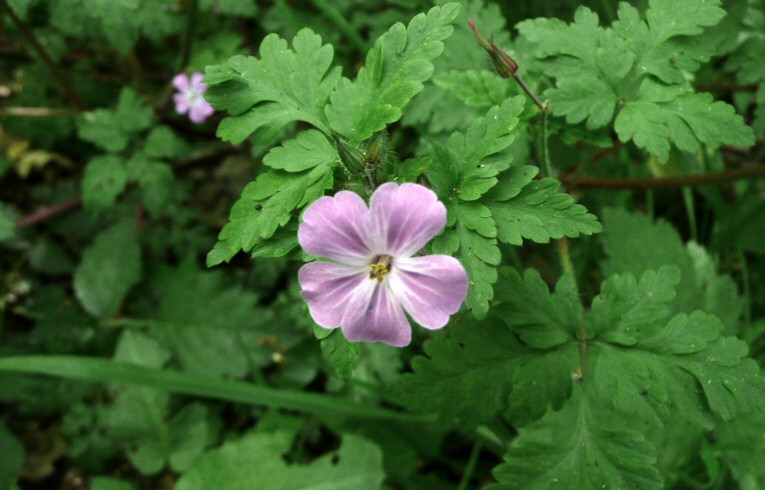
left=190, top=72, right=206, bottom=90
left=173, top=93, right=190, bottom=115
left=298, top=192, right=373, bottom=266
left=189, top=100, right=214, bottom=123
left=341, top=282, right=412, bottom=347
left=368, top=183, right=446, bottom=257
left=298, top=262, right=368, bottom=328
left=172, top=73, right=189, bottom=91
left=388, top=255, right=468, bottom=329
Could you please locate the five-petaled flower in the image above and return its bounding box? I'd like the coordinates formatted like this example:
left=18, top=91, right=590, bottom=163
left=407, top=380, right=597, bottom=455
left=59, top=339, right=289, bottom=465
left=172, top=73, right=214, bottom=124
left=298, top=183, right=469, bottom=347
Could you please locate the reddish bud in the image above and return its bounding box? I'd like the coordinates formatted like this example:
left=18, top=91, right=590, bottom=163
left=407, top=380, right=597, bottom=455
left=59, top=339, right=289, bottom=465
left=468, top=19, right=519, bottom=78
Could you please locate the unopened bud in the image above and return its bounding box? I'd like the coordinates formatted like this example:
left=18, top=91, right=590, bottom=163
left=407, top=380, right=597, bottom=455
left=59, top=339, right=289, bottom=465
left=468, top=19, right=518, bottom=78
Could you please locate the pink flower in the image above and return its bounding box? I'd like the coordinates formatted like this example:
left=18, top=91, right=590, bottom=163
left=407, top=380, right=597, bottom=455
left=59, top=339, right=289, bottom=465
left=172, top=73, right=214, bottom=124
left=298, top=183, right=469, bottom=347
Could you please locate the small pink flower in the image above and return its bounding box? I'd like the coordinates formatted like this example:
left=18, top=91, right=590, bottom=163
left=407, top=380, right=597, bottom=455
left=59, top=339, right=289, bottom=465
left=298, top=183, right=469, bottom=347
left=172, top=72, right=214, bottom=124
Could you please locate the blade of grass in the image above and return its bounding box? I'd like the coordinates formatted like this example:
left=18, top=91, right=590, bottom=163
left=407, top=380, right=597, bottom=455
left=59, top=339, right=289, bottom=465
left=0, top=355, right=434, bottom=423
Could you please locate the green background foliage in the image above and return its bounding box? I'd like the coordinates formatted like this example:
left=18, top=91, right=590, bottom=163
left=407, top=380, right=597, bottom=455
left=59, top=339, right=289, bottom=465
left=1, top=0, right=764, bottom=488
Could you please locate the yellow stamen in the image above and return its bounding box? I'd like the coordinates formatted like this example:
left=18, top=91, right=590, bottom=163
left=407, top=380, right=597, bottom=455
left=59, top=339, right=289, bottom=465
left=369, top=255, right=392, bottom=282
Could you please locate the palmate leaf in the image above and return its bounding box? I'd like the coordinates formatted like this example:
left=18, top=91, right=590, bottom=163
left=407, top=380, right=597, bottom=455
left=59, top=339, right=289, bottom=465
left=142, top=260, right=267, bottom=378
left=518, top=1, right=754, bottom=161
left=431, top=203, right=499, bottom=318
left=397, top=318, right=525, bottom=430
left=601, top=209, right=744, bottom=330
left=326, top=3, right=460, bottom=143
left=490, top=386, right=664, bottom=490
left=589, top=311, right=764, bottom=430
left=487, top=166, right=601, bottom=246
left=398, top=271, right=582, bottom=429
left=614, top=81, right=754, bottom=162
left=261, top=129, right=338, bottom=172
left=73, top=220, right=141, bottom=318
left=428, top=97, right=525, bottom=202
left=206, top=164, right=333, bottom=266
left=204, top=28, right=341, bottom=144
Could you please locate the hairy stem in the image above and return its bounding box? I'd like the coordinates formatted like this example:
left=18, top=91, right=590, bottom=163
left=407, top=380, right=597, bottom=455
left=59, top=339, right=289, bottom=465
left=540, top=108, right=553, bottom=177
left=0, top=0, right=87, bottom=110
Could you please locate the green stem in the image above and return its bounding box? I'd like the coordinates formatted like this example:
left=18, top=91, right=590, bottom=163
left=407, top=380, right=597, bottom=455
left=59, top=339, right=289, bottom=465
left=737, top=248, right=752, bottom=326
left=179, top=0, right=199, bottom=71
left=682, top=186, right=698, bottom=242
left=310, top=0, right=369, bottom=53
left=457, top=440, right=483, bottom=490
left=0, top=0, right=87, bottom=109
left=540, top=109, right=553, bottom=178
left=514, top=72, right=546, bottom=112
left=0, top=355, right=435, bottom=423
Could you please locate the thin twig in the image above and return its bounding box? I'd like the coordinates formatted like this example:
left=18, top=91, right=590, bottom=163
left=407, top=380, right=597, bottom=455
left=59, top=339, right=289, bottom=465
left=0, top=107, right=80, bottom=117
left=14, top=197, right=83, bottom=229
left=0, top=0, right=87, bottom=110
left=13, top=147, right=238, bottom=229
left=565, top=165, right=765, bottom=189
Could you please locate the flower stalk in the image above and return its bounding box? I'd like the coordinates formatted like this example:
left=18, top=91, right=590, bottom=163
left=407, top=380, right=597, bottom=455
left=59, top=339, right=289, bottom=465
left=468, top=19, right=546, bottom=112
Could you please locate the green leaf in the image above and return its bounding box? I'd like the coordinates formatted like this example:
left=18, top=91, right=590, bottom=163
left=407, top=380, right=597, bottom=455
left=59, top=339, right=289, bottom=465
left=495, top=269, right=581, bottom=349
left=115, top=87, right=153, bottom=133
left=205, top=28, right=340, bottom=144
left=490, top=386, right=664, bottom=490
left=505, top=345, right=578, bottom=427
left=428, top=97, right=525, bottom=201
left=614, top=81, right=754, bottom=162
left=262, top=129, right=338, bottom=172
left=90, top=477, right=135, bottom=490
left=82, top=155, right=128, bottom=214
left=105, top=332, right=211, bottom=475
left=77, top=110, right=130, bottom=153
left=76, top=88, right=153, bottom=152
left=326, top=3, right=461, bottom=142
left=144, top=125, right=189, bottom=159
left=144, top=259, right=266, bottom=378
left=0, top=422, right=24, bottom=490
left=0, top=355, right=429, bottom=423
left=589, top=315, right=764, bottom=429
left=547, top=74, right=618, bottom=130
left=518, top=1, right=753, bottom=160
left=207, top=164, right=333, bottom=266
left=588, top=267, right=680, bottom=345
left=0, top=204, right=15, bottom=241
left=73, top=220, right=141, bottom=318
left=434, top=70, right=510, bottom=109
left=432, top=203, right=499, bottom=318
left=176, top=432, right=384, bottom=490
left=314, top=327, right=360, bottom=381
left=601, top=209, right=744, bottom=330
left=126, top=153, right=174, bottom=218
left=488, top=166, right=601, bottom=245
left=398, top=319, right=523, bottom=430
